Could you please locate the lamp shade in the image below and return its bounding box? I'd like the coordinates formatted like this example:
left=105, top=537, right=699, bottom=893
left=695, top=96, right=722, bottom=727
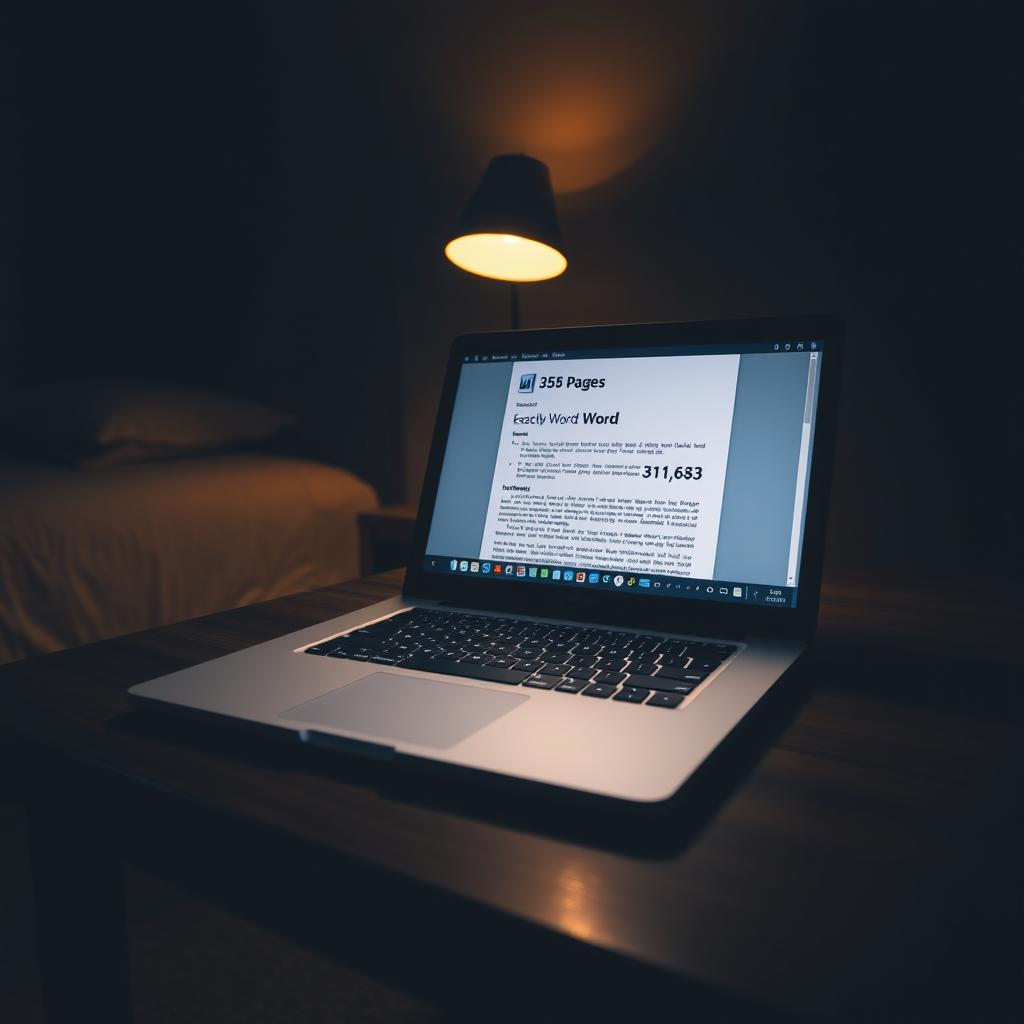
left=445, top=154, right=567, bottom=282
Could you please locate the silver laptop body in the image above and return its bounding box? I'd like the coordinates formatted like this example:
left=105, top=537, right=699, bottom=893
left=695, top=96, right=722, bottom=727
left=131, top=316, right=842, bottom=804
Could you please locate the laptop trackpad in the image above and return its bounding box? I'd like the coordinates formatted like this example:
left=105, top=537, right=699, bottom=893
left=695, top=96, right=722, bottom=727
left=280, top=672, right=528, bottom=749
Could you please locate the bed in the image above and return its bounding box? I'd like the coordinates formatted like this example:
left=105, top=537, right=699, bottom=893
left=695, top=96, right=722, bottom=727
left=0, top=382, right=379, bottom=664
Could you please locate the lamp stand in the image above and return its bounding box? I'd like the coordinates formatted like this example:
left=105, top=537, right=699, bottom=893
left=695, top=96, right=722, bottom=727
left=509, top=283, right=520, bottom=330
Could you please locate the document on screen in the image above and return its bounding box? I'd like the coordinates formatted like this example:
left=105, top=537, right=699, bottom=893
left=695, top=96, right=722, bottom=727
left=479, top=354, right=741, bottom=578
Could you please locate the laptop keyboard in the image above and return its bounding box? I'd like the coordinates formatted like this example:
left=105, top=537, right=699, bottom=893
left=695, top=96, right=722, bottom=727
left=303, top=609, right=738, bottom=709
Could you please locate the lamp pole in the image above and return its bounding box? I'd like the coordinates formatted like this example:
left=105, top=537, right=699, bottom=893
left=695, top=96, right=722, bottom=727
left=509, top=283, right=520, bottom=330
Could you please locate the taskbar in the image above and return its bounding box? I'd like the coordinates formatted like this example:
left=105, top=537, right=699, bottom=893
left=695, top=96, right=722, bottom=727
left=422, top=555, right=797, bottom=608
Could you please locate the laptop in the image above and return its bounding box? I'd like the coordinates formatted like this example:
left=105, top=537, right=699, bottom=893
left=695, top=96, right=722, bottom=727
left=130, top=315, right=842, bottom=804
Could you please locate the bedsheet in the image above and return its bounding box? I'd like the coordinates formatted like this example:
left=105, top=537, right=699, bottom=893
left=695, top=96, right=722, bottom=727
left=0, top=454, right=378, bottom=663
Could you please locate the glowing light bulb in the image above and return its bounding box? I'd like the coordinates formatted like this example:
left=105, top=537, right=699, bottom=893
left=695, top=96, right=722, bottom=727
left=444, top=233, right=567, bottom=282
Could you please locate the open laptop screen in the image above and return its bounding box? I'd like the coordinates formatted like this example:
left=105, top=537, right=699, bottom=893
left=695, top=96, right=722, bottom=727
left=422, top=338, right=824, bottom=609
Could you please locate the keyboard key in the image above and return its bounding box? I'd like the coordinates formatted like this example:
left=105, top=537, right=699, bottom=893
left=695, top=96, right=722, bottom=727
left=630, top=660, right=660, bottom=676
left=594, top=671, right=628, bottom=686
left=367, top=654, right=400, bottom=665
left=581, top=682, right=618, bottom=699
left=325, top=647, right=358, bottom=658
left=633, top=636, right=663, bottom=650
left=399, top=657, right=529, bottom=686
left=660, top=641, right=690, bottom=656
left=483, top=656, right=517, bottom=668
left=352, top=623, right=401, bottom=638
left=689, top=658, right=723, bottom=673
left=340, top=635, right=388, bottom=651
left=514, top=660, right=544, bottom=672
left=647, top=692, right=685, bottom=708
left=627, top=674, right=695, bottom=694
left=613, top=686, right=650, bottom=704
left=360, top=624, right=407, bottom=638
left=637, top=644, right=665, bottom=658
left=537, top=664, right=570, bottom=677
left=566, top=667, right=598, bottom=681
left=655, top=664, right=708, bottom=682
left=547, top=642, right=576, bottom=655
left=709, top=644, right=738, bottom=655
left=524, top=676, right=558, bottom=689
left=555, top=679, right=587, bottom=693
left=389, top=643, right=421, bottom=655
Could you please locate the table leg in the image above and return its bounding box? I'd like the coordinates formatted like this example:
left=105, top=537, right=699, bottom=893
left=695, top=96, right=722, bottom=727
left=29, top=795, right=133, bottom=1023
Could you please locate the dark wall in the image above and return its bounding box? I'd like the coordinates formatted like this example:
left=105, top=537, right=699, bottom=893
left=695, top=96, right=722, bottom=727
left=6, top=2, right=1016, bottom=587
left=7, top=3, right=404, bottom=501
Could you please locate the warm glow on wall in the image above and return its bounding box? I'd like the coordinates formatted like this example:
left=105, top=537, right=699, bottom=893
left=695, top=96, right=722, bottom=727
left=444, top=233, right=567, bottom=282
left=383, top=2, right=700, bottom=193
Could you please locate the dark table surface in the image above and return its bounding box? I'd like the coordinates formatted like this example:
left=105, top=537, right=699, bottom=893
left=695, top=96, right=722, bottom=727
left=2, top=571, right=1020, bottom=1021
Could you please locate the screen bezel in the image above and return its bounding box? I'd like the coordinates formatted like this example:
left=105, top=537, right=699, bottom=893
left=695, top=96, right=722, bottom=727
left=403, top=316, right=843, bottom=641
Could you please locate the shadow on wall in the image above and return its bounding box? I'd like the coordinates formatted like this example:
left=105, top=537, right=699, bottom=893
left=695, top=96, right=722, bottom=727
left=6, top=1, right=406, bottom=502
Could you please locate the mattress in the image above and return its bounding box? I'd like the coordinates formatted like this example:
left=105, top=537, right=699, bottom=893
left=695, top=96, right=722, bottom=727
left=0, top=453, right=378, bottom=664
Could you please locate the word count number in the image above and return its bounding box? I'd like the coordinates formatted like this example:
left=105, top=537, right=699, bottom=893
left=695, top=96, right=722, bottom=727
left=642, top=465, right=703, bottom=480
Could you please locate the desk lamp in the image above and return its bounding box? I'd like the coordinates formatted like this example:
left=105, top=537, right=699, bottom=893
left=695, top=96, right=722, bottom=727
left=444, top=154, right=566, bottom=329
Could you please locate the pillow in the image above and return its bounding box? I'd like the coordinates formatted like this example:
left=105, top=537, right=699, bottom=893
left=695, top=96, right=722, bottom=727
left=1, top=379, right=293, bottom=467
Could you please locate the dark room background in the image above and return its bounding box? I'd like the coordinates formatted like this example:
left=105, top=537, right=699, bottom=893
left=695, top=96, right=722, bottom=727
left=3, top=1, right=1016, bottom=592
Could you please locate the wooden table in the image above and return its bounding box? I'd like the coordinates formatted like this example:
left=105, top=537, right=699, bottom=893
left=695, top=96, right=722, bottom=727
left=1, top=571, right=1020, bottom=1022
